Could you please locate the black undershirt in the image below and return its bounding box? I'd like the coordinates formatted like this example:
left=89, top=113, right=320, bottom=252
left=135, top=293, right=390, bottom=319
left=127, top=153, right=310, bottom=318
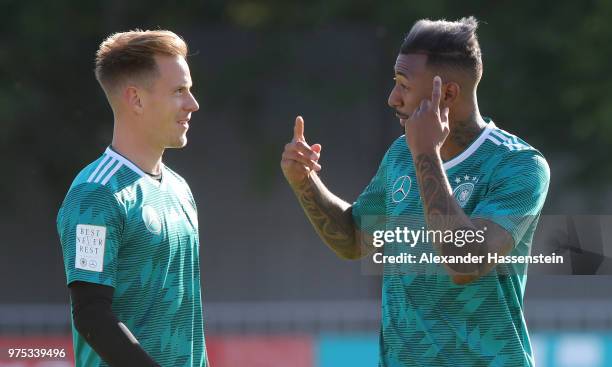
left=146, top=171, right=162, bottom=182
left=69, top=281, right=160, bottom=366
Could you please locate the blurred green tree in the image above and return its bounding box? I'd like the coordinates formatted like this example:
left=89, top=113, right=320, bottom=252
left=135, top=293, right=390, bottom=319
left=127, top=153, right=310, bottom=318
left=1, top=0, right=610, bottom=208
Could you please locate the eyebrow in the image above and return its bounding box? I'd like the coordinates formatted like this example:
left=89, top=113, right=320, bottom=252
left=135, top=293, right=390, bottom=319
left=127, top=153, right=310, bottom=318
left=394, top=71, right=411, bottom=81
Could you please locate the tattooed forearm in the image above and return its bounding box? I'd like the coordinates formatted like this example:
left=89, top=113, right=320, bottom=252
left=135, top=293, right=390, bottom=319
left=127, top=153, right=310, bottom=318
left=414, top=153, right=462, bottom=230
left=292, top=173, right=361, bottom=259
left=414, top=153, right=483, bottom=274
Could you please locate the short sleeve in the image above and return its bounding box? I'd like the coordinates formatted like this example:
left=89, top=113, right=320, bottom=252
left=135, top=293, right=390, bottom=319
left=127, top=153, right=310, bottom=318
left=56, top=184, right=124, bottom=288
left=471, top=151, right=550, bottom=246
left=352, top=151, right=389, bottom=232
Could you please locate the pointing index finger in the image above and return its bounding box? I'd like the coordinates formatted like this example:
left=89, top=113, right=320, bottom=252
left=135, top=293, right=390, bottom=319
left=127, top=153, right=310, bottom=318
left=293, top=116, right=305, bottom=142
left=431, top=76, right=442, bottom=110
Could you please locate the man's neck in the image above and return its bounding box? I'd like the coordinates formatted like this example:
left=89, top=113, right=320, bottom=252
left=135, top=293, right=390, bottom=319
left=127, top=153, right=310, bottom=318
left=111, top=130, right=164, bottom=175
left=440, top=109, right=487, bottom=162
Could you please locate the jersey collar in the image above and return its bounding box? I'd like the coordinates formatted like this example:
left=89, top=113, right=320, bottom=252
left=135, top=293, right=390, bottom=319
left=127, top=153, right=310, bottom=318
left=105, top=147, right=146, bottom=177
left=442, top=120, right=496, bottom=171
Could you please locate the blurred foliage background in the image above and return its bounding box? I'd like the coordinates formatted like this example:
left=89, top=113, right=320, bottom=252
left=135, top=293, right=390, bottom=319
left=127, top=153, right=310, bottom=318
left=2, top=7, right=612, bottom=363
left=1, top=0, right=611, bottom=210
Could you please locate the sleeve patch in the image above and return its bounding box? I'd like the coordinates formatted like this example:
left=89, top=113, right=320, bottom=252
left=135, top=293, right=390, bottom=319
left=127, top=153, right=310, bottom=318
left=75, top=224, right=106, bottom=272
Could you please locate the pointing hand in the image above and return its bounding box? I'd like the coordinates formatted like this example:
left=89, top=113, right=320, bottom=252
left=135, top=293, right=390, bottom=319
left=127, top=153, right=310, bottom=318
left=281, top=116, right=322, bottom=187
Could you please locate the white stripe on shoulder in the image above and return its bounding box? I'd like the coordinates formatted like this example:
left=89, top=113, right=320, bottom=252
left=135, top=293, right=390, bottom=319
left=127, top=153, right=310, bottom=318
left=101, top=162, right=124, bottom=185
left=502, top=142, right=529, bottom=151
left=104, top=147, right=146, bottom=177
left=487, top=136, right=502, bottom=145
left=443, top=121, right=495, bottom=170
left=490, top=129, right=509, bottom=142
left=93, top=158, right=117, bottom=183
left=87, top=154, right=111, bottom=183
left=489, top=128, right=531, bottom=151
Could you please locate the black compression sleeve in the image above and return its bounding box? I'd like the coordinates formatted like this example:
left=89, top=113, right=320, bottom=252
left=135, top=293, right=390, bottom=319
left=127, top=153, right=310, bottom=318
left=69, top=281, right=160, bottom=367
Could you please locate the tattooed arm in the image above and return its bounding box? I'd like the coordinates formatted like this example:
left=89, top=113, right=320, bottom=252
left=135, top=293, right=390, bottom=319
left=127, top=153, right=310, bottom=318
left=413, top=152, right=513, bottom=284
left=404, top=76, right=513, bottom=284
left=291, top=172, right=366, bottom=259
left=281, top=116, right=365, bottom=260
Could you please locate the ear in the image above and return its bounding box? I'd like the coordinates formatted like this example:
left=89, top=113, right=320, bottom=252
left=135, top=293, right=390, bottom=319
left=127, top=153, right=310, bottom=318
left=123, top=86, right=144, bottom=115
left=442, top=82, right=460, bottom=107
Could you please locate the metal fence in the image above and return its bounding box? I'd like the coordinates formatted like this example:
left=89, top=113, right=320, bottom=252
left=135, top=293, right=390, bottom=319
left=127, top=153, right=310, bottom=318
left=2, top=299, right=612, bottom=336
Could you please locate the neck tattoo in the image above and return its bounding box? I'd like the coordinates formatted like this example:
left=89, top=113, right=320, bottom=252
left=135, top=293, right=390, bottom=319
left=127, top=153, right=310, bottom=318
left=448, top=112, right=483, bottom=149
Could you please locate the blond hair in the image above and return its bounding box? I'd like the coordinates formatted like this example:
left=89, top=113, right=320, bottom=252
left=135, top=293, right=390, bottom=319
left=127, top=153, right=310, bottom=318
left=95, top=29, right=188, bottom=95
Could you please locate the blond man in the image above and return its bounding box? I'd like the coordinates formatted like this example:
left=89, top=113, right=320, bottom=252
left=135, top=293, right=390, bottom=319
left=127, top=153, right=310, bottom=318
left=57, top=30, right=206, bottom=366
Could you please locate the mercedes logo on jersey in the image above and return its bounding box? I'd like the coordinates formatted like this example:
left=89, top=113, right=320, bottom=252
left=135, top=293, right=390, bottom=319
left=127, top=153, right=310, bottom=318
left=392, top=175, right=412, bottom=203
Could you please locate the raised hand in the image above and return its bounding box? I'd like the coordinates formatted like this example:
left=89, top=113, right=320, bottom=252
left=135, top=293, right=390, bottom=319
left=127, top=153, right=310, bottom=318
left=404, top=75, right=450, bottom=155
left=281, top=116, right=322, bottom=187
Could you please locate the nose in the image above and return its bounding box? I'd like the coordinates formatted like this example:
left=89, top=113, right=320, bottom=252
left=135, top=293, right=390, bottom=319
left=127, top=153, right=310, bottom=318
left=187, top=92, right=199, bottom=112
left=387, top=85, right=401, bottom=109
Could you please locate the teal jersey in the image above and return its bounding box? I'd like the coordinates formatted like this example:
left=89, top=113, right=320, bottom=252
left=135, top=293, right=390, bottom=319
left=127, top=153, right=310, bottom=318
left=57, top=147, right=207, bottom=367
left=353, top=120, right=550, bottom=367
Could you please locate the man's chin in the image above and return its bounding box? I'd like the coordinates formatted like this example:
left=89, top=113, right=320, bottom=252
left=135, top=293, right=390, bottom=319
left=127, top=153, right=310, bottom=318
left=167, top=137, right=188, bottom=149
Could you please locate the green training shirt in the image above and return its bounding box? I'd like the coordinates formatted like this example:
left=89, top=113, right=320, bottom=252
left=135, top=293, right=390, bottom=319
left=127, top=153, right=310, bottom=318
left=353, top=120, right=550, bottom=366
left=57, top=147, right=207, bottom=367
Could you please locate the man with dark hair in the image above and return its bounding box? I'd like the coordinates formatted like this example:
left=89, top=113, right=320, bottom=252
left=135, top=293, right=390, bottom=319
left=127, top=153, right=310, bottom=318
left=281, top=17, right=549, bottom=366
left=57, top=30, right=207, bottom=366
